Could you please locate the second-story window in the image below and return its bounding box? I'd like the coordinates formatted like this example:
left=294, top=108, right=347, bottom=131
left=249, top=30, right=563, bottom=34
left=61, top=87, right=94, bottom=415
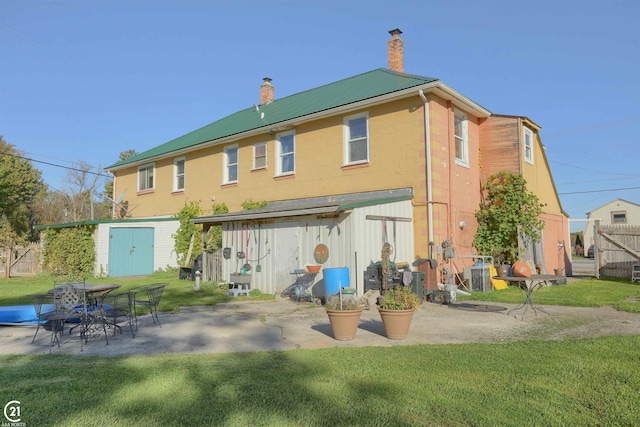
left=254, top=142, right=267, bottom=169
left=344, top=113, right=369, bottom=164
left=454, top=110, right=469, bottom=167
left=224, top=145, right=238, bottom=183
left=524, top=127, right=534, bottom=164
left=138, top=163, right=154, bottom=192
left=276, top=131, right=295, bottom=175
left=174, top=158, right=185, bottom=191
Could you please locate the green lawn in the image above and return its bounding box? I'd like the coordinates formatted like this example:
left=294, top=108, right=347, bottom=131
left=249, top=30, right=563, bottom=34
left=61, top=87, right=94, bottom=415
left=1, top=273, right=639, bottom=426
left=457, top=276, right=640, bottom=313
left=1, top=337, right=638, bottom=426
left=0, top=270, right=274, bottom=311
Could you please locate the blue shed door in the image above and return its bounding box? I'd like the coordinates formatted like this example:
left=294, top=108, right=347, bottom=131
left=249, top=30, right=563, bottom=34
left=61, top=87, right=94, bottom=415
left=108, top=227, right=154, bottom=277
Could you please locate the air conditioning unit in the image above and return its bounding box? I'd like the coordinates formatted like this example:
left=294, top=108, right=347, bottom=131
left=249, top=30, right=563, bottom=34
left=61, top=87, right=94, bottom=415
left=469, top=266, right=491, bottom=292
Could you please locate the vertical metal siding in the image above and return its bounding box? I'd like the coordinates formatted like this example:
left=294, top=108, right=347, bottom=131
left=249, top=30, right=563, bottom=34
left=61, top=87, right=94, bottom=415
left=350, top=200, right=415, bottom=293
left=219, top=200, right=414, bottom=296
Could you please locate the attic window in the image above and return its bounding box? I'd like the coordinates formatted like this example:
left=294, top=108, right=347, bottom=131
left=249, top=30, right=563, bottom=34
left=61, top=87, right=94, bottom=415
left=612, top=211, right=627, bottom=224
left=524, top=127, right=534, bottom=164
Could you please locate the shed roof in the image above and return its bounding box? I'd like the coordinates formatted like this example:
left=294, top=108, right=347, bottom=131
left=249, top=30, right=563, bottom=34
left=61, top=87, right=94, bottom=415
left=35, top=216, right=178, bottom=230
left=193, top=193, right=414, bottom=225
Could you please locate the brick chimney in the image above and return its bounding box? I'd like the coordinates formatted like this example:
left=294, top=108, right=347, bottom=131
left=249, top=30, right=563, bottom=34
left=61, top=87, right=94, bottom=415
left=387, top=28, right=404, bottom=73
left=260, top=77, right=274, bottom=105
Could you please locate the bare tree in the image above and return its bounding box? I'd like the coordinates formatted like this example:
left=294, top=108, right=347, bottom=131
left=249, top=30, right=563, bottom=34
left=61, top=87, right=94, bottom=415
left=103, top=149, right=138, bottom=219
left=60, top=160, right=109, bottom=222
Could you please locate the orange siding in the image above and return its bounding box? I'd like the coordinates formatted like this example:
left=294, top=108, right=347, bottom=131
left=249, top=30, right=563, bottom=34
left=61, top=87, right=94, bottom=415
left=478, top=115, right=520, bottom=183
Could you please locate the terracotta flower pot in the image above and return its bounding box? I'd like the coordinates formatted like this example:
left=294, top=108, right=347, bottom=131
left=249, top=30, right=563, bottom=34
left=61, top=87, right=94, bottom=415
left=326, top=308, right=363, bottom=341
left=497, top=264, right=510, bottom=278
left=378, top=308, right=415, bottom=340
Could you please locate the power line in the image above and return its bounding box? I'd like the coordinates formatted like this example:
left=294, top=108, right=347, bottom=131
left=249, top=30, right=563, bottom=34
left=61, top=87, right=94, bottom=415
left=1, top=151, right=111, bottom=179
left=557, top=176, right=640, bottom=186
left=541, top=116, right=640, bottom=139
left=549, top=159, right=639, bottom=177
left=558, top=186, right=640, bottom=195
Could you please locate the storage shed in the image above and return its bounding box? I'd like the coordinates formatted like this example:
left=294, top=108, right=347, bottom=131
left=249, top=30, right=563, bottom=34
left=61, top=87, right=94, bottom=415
left=38, top=217, right=180, bottom=277
left=193, top=189, right=416, bottom=298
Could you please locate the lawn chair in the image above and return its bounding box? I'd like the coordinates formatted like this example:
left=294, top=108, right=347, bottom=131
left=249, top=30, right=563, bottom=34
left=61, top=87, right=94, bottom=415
left=29, top=294, right=57, bottom=344
left=97, top=292, right=135, bottom=338
left=130, top=283, right=168, bottom=330
left=51, top=284, right=109, bottom=351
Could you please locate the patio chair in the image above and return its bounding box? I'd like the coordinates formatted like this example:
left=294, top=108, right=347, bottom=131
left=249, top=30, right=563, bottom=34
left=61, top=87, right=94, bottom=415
left=130, top=283, right=168, bottom=330
left=29, top=294, right=57, bottom=344
left=97, top=292, right=135, bottom=338
left=51, top=284, right=109, bottom=350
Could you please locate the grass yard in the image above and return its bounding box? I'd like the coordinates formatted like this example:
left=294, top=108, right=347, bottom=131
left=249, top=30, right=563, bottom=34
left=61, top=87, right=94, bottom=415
left=457, top=276, right=640, bottom=313
left=0, top=270, right=274, bottom=311
left=1, top=337, right=638, bottom=426
left=0, top=273, right=639, bottom=425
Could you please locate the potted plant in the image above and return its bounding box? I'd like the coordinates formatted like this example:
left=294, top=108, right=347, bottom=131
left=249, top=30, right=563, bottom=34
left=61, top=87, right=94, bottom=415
left=325, top=295, right=363, bottom=341
left=378, top=285, right=421, bottom=340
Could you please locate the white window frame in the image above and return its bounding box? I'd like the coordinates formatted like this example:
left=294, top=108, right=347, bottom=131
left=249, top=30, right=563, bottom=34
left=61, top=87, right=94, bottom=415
left=173, top=157, right=185, bottom=192
left=611, top=211, right=627, bottom=224
left=137, top=163, right=155, bottom=192
left=524, top=127, right=534, bottom=164
left=253, top=142, right=267, bottom=170
left=276, top=131, right=295, bottom=176
left=454, top=109, right=469, bottom=167
left=343, top=112, right=369, bottom=165
left=224, top=145, right=239, bottom=184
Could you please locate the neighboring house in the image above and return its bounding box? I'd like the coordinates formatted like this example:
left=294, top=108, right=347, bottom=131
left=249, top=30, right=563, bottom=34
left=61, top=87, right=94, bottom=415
left=105, top=29, right=569, bottom=294
left=37, top=218, right=180, bottom=277
left=583, top=198, right=640, bottom=247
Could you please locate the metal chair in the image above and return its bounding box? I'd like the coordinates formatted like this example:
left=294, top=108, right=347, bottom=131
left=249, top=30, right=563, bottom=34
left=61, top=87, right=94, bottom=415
left=97, top=292, right=135, bottom=338
left=130, top=283, right=168, bottom=330
left=52, top=284, right=109, bottom=350
left=29, top=294, right=57, bottom=344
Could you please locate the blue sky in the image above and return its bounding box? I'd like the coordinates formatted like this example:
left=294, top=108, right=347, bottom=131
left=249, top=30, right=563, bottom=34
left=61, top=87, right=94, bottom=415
left=1, top=0, right=638, bottom=232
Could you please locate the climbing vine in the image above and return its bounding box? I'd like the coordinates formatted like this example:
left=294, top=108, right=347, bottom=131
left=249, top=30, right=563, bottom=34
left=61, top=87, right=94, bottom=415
left=42, top=226, right=96, bottom=277
left=204, top=203, right=229, bottom=252
left=241, top=199, right=267, bottom=210
left=173, top=201, right=203, bottom=267
left=473, top=171, right=545, bottom=265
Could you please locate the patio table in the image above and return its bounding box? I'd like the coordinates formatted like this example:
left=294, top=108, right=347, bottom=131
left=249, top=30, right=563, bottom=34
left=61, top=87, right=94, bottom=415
left=494, top=275, right=561, bottom=318
left=50, top=283, right=122, bottom=340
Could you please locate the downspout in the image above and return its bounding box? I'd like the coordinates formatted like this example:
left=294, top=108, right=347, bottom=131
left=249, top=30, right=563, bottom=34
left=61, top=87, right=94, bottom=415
left=418, top=90, right=434, bottom=251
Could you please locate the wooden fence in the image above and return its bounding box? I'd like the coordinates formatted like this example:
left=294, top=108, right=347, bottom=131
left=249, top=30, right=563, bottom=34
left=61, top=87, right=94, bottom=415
left=594, top=223, right=640, bottom=279
left=201, top=249, right=223, bottom=283
left=1, top=243, right=43, bottom=278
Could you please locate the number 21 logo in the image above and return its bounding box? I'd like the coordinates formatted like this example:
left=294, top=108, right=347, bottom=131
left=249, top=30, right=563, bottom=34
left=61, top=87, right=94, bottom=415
left=4, top=400, right=21, bottom=423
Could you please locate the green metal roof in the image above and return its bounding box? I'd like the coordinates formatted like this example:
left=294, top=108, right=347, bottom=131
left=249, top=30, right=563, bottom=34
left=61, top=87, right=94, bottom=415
left=106, top=69, right=439, bottom=169
left=192, top=194, right=414, bottom=225
left=35, top=216, right=178, bottom=230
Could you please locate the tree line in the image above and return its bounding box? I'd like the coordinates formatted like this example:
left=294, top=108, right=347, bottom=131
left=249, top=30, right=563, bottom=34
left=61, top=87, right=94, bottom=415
left=0, top=135, right=135, bottom=248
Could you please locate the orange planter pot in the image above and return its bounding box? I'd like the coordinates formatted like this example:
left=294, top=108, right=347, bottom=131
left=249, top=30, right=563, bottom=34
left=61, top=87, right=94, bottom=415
left=326, top=308, right=363, bottom=341
left=378, top=308, right=415, bottom=340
